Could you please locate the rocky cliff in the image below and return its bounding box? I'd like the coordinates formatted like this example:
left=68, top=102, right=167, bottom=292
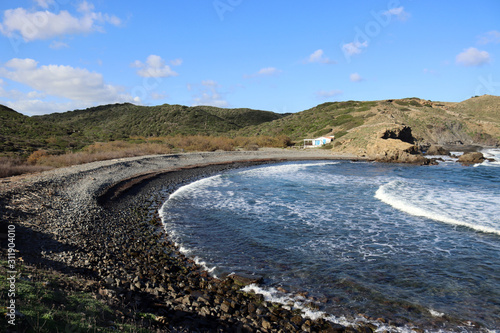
left=330, top=95, right=500, bottom=162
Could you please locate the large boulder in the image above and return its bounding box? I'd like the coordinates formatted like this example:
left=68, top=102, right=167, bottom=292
left=365, top=125, right=431, bottom=164
left=367, top=138, right=429, bottom=164
left=425, top=145, right=449, bottom=156
left=458, top=152, right=485, bottom=164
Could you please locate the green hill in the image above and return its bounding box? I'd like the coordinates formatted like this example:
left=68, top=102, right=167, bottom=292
left=1, top=95, right=499, bottom=158
left=1, top=103, right=286, bottom=156
left=36, top=103, right=285, bottom=141
left=234, top=100, right=376, bottom=140
left=0, top=105, right=76, bottom=154
left=235, top=96, right=500, bottom=151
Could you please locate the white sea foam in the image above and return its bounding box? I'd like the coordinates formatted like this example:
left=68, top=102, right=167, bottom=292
left=375, top=180, right=500, bottom=236
left=475, top=148, right=500, bottom=167
left=193, top=256, right=218, bottom=277
left=428, top=309, right=444, bottom=317
left=166, top=174, right=225, bottom=200
left=241, top=284, right=348, bottom=323
left=242, top=284, right=418, bottom=333
left=237, top=161, right=340, bottom=178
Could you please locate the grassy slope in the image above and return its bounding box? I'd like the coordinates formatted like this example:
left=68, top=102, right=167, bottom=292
left=1, top=104, right=285, bottom=156
left=36, top=103, right=285, bottom=141
left=2, top=95, right=499, bottom=158
left=234, top=96, right=500, bottom=151
left=234, top=100, right=377, bottom=141
left=0, top=105, right=76, bottom=155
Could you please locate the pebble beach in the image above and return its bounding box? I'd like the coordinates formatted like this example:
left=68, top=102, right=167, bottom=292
left=1, top=149, right=383, bottom=332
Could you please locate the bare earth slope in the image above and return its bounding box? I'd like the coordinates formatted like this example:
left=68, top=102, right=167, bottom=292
left=329, top=96, right=500, bottom=158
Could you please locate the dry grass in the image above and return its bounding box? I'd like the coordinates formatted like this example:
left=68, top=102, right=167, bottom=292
left=1, top=135, right=292, bottom=177
left=0, top=157, right=53, bottom=178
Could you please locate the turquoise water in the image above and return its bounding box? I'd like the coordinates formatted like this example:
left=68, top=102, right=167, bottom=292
left=160, top=150, right=500, bottom=332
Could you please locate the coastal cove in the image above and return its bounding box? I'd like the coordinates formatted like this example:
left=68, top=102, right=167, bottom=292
left=1, top=149, right=498, bottom=332
left=159, top=156, right=500, bottom=332
left=0, top=149, right=366, bottom=332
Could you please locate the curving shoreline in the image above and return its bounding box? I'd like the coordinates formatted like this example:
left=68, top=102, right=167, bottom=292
left=1, top=149, right=384, bottom=332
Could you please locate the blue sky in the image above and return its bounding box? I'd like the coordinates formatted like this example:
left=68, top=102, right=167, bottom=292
left=0, top=0, right=499, bottom=115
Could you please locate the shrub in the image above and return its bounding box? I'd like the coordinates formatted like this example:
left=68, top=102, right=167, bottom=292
left=0, top=157, right=52, bottom=178
left=27, top=150, right=48, bottom=165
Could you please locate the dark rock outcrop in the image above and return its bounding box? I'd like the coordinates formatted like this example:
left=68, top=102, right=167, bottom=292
left=381, top=126, right=415, bottom=144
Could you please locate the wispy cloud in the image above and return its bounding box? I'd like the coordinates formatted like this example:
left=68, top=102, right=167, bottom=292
left=341, top=41, right=368, bottom=57
left=191, top=80, right=229, bottom=107
left=0, top=1, right=122, bottom=41
left=315, top=89, right=343, bottom=99
left=244, top=67, right=282, bottom=78
left=34, top=0, right=56, bottom=9
left=49, top=40, right=69, bottom=49
left=131, top=55, right=179, bottom=78
left=456, top=47, right=491, bottom=67
left=306, top=49, right=336, bottom=64
left=383, top=6, right=410, bottom=21
left=478, top=30, right=500, bottom=45
left=349, top=73, right=363, bottom=82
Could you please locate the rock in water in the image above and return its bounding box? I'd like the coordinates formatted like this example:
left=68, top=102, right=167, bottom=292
left=458, top=152, right=485, bottom=164
left=425, top=145, right=449, bottom=156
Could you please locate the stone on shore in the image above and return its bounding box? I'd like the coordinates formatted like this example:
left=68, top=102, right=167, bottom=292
left=367, top=138, right=429, bottom=164
left=425, top=145, right=449, bottom=156
left=458, top=152, right=485, bottom=164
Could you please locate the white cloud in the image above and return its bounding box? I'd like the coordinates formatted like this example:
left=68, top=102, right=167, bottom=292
left=49, top=40, right=69, bottom=49
left=191, top=80, right=228, bottom=107
left=5, top=99, right=78, bottom=116
left=0, top=2, right=121, bottom=41
left=307, top=49, right=336, bottom=64
left=170, top=58, right=183, bottom=66
left=0, top=58, right=136, bottom=113
left=244, top=67, right=282, bottom=78
left=383, top=6, right=410, bottom=21
left=257, top=67, right=280, bottom=75
left=132, top=55, right=179, bottom=78
left=34, top=0, right=56, bottom=9
left=478, top=30, right=500, bottom=45
left=349, top=73, right=363, bottom=82
left=78, top=1, right=95, bottom=13
left=315, top=89, right=343, bottom=99
left=456, top=47, right=491, bottom=67
left=342, top=41, right=368, bottom=56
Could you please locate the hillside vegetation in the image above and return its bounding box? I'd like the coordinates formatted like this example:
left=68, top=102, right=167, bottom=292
left=233, top=95, right=500, bottom=154
left=1, top=103, right=285, bottom=156
left=1, top=95, right=499, bottom=176
left=37, top=103, right=285, bottom=140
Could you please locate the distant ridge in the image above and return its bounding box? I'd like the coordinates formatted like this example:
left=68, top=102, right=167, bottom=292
left=1, top=95, right=499, bottom=157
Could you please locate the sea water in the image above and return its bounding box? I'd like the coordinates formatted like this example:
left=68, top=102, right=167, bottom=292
left=159, top=149, right=500, bottom=332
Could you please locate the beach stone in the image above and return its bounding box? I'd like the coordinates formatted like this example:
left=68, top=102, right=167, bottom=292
left=228, top=273, right=264, bottom=286
left=221, top=301, right=233, bottom=314
left=261, top=318, right=272, bottom=330
left=458, top=152, right=485, bottom=164
left=425, top=145, right=449, bottom=155
left=291, top=314, right=304, bottom=326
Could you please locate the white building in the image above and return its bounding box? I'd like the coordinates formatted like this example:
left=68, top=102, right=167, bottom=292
left=303, top=136, right=334, bottom=148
